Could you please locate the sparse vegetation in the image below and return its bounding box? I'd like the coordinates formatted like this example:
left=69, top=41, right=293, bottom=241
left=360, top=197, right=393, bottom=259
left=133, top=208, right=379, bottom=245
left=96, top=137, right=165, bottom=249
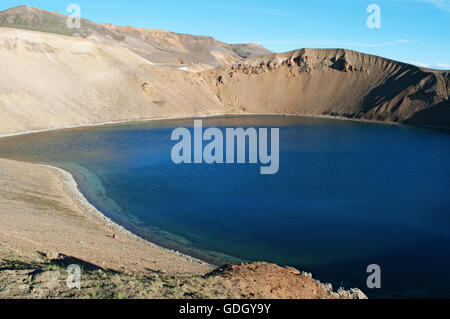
left=152, top=100, right=166, bottom=106
left=0, top=250, right=366, bottom=299
left=0, top=5, right=126, bottom=41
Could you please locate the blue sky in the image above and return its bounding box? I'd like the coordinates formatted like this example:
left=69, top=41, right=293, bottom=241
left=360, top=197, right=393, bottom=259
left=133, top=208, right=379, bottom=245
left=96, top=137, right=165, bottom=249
left=1, top=0, right=449, bottom=69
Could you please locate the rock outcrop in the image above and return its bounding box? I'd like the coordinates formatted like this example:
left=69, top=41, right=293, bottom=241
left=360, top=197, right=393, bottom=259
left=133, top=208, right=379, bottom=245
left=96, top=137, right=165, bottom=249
left=201, top=48, right=450, bottom=127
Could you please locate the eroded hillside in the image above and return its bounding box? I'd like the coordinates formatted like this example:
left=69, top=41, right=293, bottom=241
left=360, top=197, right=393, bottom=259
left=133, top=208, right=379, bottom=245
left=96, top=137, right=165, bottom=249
left=200, top=48, right=450, bottom=127
left=0, top=28, right=230, bottom=135
left=0, top=5, right=271, bottom=69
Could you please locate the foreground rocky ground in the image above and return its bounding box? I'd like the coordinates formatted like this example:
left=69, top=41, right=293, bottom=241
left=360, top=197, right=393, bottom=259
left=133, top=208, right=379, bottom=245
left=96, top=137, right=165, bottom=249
left=0, top=250, right=366, bottom=299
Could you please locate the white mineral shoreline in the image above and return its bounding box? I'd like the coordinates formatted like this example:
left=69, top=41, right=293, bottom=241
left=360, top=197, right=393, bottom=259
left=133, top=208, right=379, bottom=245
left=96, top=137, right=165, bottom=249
left=0, top=112, right=409, bottom=140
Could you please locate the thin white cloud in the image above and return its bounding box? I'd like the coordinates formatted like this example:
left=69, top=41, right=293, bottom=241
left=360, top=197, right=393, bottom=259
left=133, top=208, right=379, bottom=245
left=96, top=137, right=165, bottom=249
left=408, top=61, right=450, bottom=69
left=410, top=61, right=431, bottom=67
left=254, top=39, right=420, bottom=48
left=407, top=0, right=450, bottom=12
left=223, top=6, right=293, bottom=16
left=436, top=62, right=450, bottom=69
left=424, top=0, right=450, bottom=11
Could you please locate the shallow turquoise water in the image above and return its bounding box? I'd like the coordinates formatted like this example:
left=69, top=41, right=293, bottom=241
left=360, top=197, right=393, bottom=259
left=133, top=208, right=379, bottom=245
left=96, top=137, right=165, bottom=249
left=1, top=116, right=449, bottom=298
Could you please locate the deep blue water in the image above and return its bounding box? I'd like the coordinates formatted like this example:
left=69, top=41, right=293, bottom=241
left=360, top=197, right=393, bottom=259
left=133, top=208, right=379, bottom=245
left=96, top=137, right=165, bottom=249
left=1, top=116, right=449, bottom=298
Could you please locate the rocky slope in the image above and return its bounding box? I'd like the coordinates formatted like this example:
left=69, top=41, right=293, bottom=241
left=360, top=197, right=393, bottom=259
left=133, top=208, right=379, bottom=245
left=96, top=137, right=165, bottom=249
left=0, top=5, right=271, bottom=69
left=0, top=27, right=231, bottom=135
left=200, top=48, right=450, bottom=127
left=0, top=251, right=366, bottom=299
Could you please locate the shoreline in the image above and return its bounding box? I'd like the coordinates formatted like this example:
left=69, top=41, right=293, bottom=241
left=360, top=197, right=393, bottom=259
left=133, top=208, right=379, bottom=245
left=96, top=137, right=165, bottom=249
left=42, top=164, right=214, bottom=269
left=0, top=111, right=432, bottom=140
left=0, top=113, right=236, bottom=139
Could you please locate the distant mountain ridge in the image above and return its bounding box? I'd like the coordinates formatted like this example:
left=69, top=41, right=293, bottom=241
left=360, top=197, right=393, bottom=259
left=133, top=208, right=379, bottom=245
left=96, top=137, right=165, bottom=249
left=0, top=5, right=448, bottom=134
left=0, top=5, right=272, bottom=68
